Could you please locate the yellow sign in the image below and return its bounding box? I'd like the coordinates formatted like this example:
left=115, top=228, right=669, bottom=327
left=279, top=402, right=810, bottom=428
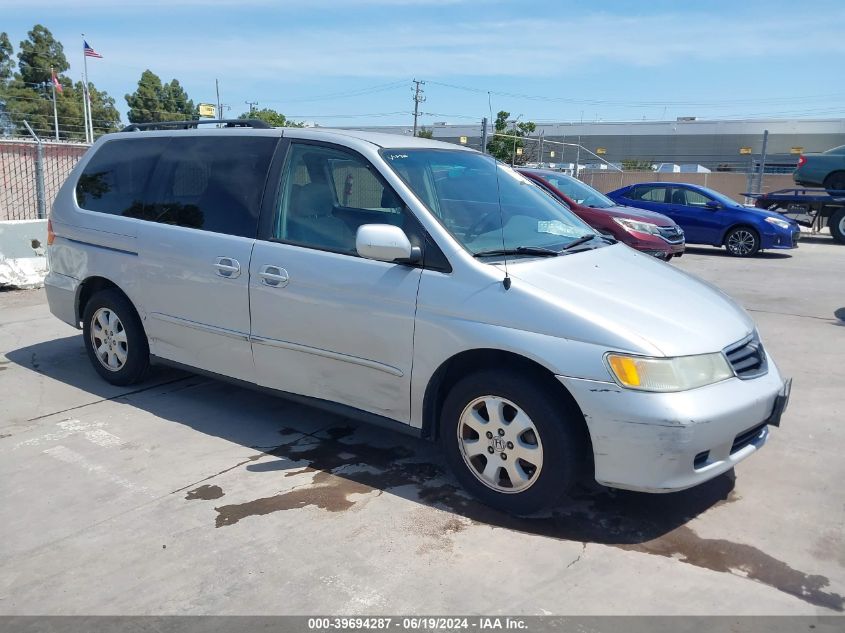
left=790, top=147, right=804, bottom=154
left=739, top=147, right=752, bottom=155
left=549, top=150, right=555, bottom=158
left=459, top=136, right=468, bottom=144
left=516, top=147, right=523, bottom=156
left=596, top=147, right=607, bottom=155
left=198, top=103, right=216, bottom=118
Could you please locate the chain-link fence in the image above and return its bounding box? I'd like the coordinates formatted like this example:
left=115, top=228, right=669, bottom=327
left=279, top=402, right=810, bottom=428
left=1, top=138, right=90, bottom=221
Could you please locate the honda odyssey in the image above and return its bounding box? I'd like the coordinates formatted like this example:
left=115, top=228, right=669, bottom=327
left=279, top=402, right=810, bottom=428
left=45, top=121, right=791, bottom=514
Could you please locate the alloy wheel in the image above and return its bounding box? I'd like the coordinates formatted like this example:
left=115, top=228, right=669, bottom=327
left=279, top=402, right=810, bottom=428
left=90, top=307, right=128, bottom=372
left=456, top=395, right=544, bottom=494
left=727, top=229, right=757, bottom=256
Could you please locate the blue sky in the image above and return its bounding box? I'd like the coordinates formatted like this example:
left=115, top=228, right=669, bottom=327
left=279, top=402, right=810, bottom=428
left=5, top=0, right=845, bottom=128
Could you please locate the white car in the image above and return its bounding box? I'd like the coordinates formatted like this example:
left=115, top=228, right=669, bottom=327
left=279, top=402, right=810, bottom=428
left=44, top=121, right=790, bottom=514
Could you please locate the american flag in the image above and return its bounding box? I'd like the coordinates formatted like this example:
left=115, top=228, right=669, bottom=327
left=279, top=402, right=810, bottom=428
left=83, top=41, right=103, bottom=58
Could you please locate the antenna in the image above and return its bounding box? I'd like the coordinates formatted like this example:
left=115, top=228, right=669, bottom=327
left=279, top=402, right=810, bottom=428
left=488, top=92, right=510, bottom=290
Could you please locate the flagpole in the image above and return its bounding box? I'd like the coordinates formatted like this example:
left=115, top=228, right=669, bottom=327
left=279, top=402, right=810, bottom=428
left=81, top=35, right=91, bottom=143
left=51, top=66, right=59, bottom=141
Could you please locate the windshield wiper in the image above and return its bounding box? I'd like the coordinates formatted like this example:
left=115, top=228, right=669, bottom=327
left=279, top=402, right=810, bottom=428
left=473, top=246, right=560, bottom=258
left=560, top=234, right=598, bottom=251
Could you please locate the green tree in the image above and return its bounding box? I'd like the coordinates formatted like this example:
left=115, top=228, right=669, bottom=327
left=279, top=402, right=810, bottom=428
left=0, top=32, right=14, bottom=83
left=238, top=107, right=303, bottom=127
left=485, top=110, right=536, bottom=164
left=621, top=159, right=654, bottom=171
left=17, top=25, right=69, bottom=86
left=416, top=127, right=433, bottom=139
left=126, top=70, right=195, bottom=123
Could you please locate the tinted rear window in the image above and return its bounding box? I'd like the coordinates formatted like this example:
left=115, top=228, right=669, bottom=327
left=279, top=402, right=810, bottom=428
left=75, top=135, right=277, bottom=238
left=144, top=136, right=277, bottom=238
left=76, top=138, right=167, bottom=216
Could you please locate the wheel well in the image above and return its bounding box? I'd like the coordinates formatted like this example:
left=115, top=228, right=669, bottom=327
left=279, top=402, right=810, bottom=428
left=421, top=349, right=591, bottom=449
left=823, top=170, right=845, bottom=187
left=76, top=276, right=124, bottom=324
left=722, top=224, right=759, bottom=245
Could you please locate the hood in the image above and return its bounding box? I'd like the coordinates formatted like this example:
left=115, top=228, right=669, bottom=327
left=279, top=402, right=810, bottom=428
left=586, top=204, right=677, bottom=226
left=736, top=204, right=799, bottom=224
left=506, top=244, right=754, bottom=357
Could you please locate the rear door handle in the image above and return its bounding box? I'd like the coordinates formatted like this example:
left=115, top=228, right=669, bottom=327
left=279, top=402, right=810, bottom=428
left=214, top=257, right=241, bottom=278
left=259, top=265, right=290, bottom=287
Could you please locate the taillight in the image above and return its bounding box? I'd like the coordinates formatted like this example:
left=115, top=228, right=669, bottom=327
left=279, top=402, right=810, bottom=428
left=47, top=218, right=55, bottom=245
left=797, top=155, right=807, bottom=168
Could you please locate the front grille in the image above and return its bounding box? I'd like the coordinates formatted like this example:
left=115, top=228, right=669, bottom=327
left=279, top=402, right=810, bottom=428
left=731, top=422, right=767, bottom=454
left=657, top=226, right=684, bottom=244
left=724, top=332, right=768, bottom=379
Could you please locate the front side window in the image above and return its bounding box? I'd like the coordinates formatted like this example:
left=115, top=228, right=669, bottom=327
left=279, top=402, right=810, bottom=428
left=381, top=149, right=596, bottom=256
left=75, top=138, right=168, bottom=215
left=683, top=188, right=712, bottom=208
left=275, top=143, right=422, bottom=256
left=144, top=136, right=277, bottom=238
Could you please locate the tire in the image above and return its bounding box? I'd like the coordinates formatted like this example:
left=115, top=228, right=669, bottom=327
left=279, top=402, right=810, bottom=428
left=724, top=226, right=761, bottom=257
left=829, top=208, right=845, bottom=244
left=823, top=171, right=845, bottom=193
left=439, top=369, right=586, bottom=515
left=82, top=288, right=150, bottom=386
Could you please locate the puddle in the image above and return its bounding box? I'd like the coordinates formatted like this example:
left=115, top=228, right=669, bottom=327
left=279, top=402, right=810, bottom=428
left=207, top=424, right=844, bottom=611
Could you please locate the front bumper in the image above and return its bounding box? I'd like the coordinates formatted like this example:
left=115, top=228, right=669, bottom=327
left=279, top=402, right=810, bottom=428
left=762, top=228, right=800, bottom=250
left=558, top=353, right=786, bottom=493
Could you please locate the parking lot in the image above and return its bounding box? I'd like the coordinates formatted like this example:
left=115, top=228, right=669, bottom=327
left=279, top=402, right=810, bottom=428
left=1, top=238, right=843, bottom=616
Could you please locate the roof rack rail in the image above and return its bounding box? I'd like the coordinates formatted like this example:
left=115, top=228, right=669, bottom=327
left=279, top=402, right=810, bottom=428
left=121, top=119, right=272, bottom=132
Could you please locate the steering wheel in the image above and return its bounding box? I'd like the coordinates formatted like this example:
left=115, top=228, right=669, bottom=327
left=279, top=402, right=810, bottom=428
left=464, top=210, right=499, bottom=242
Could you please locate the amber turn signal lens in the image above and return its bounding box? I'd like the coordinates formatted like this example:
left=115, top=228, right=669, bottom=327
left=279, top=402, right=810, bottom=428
left=607, top=354, right=641, bottom=387
left=47, top=218, right=55, bottom=245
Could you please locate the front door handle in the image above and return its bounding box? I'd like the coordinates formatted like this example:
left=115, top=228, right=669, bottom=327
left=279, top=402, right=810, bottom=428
left=214, top=257, right=241, bottom=278
left=259, top=265, right=290, bottom=287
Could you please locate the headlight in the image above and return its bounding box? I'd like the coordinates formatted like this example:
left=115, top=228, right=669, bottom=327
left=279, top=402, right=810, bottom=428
left=613, top=217, right=661, bottom=235
left=765, top=216, right=791, bottom=230
left=606, top=352, right=733, bottom=392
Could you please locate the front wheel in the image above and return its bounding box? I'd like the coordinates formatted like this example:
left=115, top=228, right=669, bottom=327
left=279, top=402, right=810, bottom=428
left=724, top=226, right=760, bottom=257
left=82, top=288, right=150, bottom=386
left=439, top=370, right=586, bottom=515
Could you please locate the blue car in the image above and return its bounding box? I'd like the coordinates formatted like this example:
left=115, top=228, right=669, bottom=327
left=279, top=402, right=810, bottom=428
left=606, top=182, right=801, bottom=257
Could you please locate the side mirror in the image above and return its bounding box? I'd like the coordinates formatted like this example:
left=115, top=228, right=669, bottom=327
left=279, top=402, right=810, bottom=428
left=356, top=224, right=421, bottom=264
left=705, top=200, right=721, bottom=210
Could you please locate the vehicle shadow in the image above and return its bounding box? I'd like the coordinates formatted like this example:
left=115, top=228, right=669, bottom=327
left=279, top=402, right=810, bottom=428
left=4, top=334, right=736, bottom=547
left=682, top=246, right=792, bottom=259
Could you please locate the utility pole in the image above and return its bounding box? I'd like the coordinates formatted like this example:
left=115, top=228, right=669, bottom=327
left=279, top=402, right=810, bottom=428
left=756, top=129, right=769, bottom=194
left=215, top=79, right=222, bottom=121
left=245, top=100, right=258, bottom=115
left=481, top=117, right=488, bottom=154
left=412, top=79, right=425, bottom=137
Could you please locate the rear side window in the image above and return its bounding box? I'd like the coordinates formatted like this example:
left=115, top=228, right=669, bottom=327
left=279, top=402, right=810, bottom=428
left=629, top=185, right=668, bottom=203
left=75, top=138, right=167, bottom=215
left=145, top=136, right=277, bottom=238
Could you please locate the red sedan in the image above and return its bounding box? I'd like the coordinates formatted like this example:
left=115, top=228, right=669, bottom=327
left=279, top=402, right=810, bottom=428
left=519, top=169, right=685, bottom=260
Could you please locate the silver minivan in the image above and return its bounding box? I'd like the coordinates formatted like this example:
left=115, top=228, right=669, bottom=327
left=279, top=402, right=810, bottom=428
left=45, top=121, right=791, bottom=514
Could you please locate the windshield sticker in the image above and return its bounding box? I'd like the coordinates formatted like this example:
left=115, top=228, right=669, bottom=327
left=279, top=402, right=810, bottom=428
left=537, top=220, right=582, bottom=237
left=386, top=154, right=408, bottom=160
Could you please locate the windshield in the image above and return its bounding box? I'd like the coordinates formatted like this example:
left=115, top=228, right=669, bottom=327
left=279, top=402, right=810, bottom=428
left=381, top=149, right=597, bottom=256
left=823, top=145, right=845, bottom=155
left=537, top=173, right=615, bottom=208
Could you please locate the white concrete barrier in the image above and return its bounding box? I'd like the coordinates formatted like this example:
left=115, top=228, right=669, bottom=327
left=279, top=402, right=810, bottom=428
left=0, top=219, right=48, bottom=289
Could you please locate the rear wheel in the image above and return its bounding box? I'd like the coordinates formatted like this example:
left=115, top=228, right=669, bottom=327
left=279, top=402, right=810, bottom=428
left=829, top=208, right=845, bottom=244
left=823, top=171, right=845, bottom=193
left=82, top=289, right=149, bottom=386
left=439, top=369, right=585, bottom=515
left=724, top=226, right=760, bottom=257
